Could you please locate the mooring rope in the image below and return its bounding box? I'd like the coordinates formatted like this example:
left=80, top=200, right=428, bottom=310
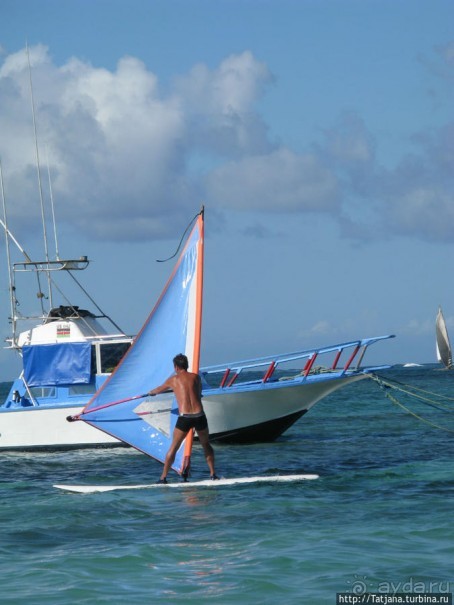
left=385, top=378, right=454, bottom=401
left=371, top=374, right=454, bottom=433
left=373, top=375, right=454, bottom=409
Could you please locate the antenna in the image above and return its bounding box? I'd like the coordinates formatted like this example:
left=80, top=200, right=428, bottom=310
left=46, top=147, right=60, bottom=260
left=0, top=159, right=17, bottom=340
left=26, top=43, right=53, bottom=309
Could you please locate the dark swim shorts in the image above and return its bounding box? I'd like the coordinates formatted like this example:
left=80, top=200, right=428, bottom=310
left=175, top=411, right=208, bottom=433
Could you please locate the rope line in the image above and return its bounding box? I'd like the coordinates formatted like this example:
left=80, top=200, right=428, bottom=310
left=156, top=208, right=203, bottom=263
left=372, top=375, right=454, bottom=410
left=380, top=374, right=454, bottom=400
left=371, top=374, right=454, bottom=433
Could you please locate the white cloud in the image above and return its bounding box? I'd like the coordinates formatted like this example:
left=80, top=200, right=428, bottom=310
left=205, top=148, right=341, bottom=212
left=174, top=51, right=274, bottom=158
left=176, top=51, right=272, bottom=117
left=385, top=187, right=454, bottom=241
left=0, top=46, right=275, bottom=241
left=1, top=44, right=454, bottom=245
left=376, top=120, right=454, bottom=242
left=434, top=41, right=454, bottom=74
left=400, top=318, right=434, bottom=336
left=307, top=320, right=334, bottom=336
left=318, top=111, right=376, bottom=168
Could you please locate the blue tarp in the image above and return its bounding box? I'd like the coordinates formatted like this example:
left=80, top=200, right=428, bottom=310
left=22, top=342, right=92, bottom=386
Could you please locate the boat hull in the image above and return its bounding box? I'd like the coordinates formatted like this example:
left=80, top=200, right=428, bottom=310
left=203, top=372, right=366, bottom=443
left=0, top=372, right=367, bottom=450
left=0, top=406, right=121, bottom=450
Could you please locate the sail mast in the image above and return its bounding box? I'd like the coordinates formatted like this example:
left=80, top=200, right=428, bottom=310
left=181, top=206, right=205, bottom=477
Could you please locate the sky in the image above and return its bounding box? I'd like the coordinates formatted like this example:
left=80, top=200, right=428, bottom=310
left=1, top=0, right=454, bottom=379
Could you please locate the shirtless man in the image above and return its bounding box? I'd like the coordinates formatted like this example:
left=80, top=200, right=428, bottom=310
left=148, top=353, right=218, bottom=484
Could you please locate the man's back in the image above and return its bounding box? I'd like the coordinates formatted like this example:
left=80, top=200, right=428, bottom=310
left=169, top=370, right=203, bottom=415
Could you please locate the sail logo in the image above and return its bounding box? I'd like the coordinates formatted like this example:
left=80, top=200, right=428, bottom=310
left=56, top=324, right=70, bottom=338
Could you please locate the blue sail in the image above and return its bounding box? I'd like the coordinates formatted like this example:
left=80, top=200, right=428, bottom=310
left=79, top=211, right=204, bottom=474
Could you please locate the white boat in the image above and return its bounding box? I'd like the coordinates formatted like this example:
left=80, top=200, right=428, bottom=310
left=436, top=306, right=453, bottom=369
left=0, top=254, right=134, bottom=450
left=0, top=202, right=394, bottom=451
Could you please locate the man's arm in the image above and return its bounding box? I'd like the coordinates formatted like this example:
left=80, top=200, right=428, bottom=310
left=148, top=377, right=175, bottom=396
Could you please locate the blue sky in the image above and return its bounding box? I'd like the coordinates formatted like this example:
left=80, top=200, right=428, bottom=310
left=1, top=0, right=454, bottom=378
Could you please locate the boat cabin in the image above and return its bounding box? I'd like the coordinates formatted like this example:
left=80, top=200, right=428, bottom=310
left=2, top=309, right=133, bottom=410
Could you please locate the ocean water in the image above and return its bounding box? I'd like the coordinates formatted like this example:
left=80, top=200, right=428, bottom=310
left=1, top=366, right=453, bottom=604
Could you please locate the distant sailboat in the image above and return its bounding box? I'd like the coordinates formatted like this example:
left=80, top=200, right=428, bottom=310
left=76, top=209, right=205, bottom=475
left=436, top=306, right=453, bottom=369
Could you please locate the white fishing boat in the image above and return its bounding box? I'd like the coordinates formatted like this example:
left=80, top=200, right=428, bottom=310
left=436, top=306, right=453, bottom=369
left=0, top=204, right=394, bottom=451
left=0, top=250, right=134, bottom=450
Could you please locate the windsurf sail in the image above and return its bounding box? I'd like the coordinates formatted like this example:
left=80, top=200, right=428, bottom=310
left=78, top=209, right=204, bottom=474
left=436, top=306, right=453, bottom=369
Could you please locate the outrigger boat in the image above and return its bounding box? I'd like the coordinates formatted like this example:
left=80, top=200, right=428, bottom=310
left=0, top=204, right=394, bottom=451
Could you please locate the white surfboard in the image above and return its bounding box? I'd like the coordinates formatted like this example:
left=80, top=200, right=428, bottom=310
left=54, top=474, right=319, bottom=494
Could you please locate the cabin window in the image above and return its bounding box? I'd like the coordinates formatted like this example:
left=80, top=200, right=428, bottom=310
left=29, top=387, right=56, bottom=398
left=99, top=342, right=131, bottom=373
left=91, top=346, right=97, bottom=373
left=69, top=384, right=97, bottom=396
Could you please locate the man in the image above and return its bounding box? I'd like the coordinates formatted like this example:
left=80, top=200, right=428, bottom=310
left=148, top=353, right=218, bottom=484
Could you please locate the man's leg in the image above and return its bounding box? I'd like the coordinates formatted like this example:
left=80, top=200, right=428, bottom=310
left=197, top=428, right=216, bottom=476
left=160, top=428, right=187, bottom=481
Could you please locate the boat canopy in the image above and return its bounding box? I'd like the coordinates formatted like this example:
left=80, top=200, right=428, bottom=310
left=23, top=342, right=92, bottom=386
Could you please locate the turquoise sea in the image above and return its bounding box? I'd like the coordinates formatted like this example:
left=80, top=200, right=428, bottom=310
left=1, top=365, right=453, bottom=604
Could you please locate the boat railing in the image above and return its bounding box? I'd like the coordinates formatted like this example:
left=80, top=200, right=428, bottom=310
left=80, top=334, right=133, bottom=343
left=200, top=335, right=395, bottom=389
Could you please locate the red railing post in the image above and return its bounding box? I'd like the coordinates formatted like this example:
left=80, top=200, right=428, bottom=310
left=331, top=349, right=342, bottom=369
left=304, top=354, right=318, bottom=376
left=343, top=345, right=360, bottom=370
left=262, top=361, right=276, bottom=383
left=227, top=373, right=239, bottom=387
left=220, top=368, right=231, bottom=388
